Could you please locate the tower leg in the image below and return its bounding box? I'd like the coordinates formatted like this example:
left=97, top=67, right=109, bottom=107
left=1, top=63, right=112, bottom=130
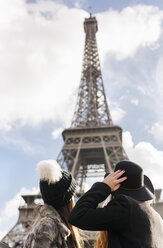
left=101, top=138, right=113, bottom=172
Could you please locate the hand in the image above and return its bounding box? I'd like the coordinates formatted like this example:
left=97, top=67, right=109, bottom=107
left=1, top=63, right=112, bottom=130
left=102, top=170, right=127, bottom=192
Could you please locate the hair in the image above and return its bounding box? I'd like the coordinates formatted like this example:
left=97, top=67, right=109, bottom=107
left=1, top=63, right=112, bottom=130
left=58, top=198, right=83, bottom=248
left=95, top=195, right=113, bottom=248
left=95, top=231, right=108, bottom=248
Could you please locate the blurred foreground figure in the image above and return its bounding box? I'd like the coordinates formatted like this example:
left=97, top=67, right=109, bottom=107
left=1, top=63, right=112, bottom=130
left=24, top=160, right=82, bottom=248
left=69, top=161, right=163, bottom=248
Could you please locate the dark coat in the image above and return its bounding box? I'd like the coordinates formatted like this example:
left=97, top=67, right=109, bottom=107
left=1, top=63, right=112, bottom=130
left=69, top=182, right=163, bottom=248
left=24, top=204, right=74, bottom=248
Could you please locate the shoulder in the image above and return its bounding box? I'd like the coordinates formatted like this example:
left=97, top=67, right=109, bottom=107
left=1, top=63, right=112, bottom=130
left=28, top=205, right=62, bottom=240
left=113, top=196, right=151, bottom=226
left=110, top=194, right=131, bottom=207
left=112, top=194, right=149, bottom=217
left=38, top=205, right=71, bottom=240
left=24, top=216, right=57, bottom=248
left=107, top=195, right=131, bottom=216
left=107, top=195, right=133, bottom=220
left=113, top=194, right=142, bottom=207
left=33, top=215, right=59, bottom=241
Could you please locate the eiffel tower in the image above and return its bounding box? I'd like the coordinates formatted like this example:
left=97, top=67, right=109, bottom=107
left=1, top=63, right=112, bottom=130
left=57, top=14, right=128, bottom=196
left=1, top=194, right=41, bottom=248
left=2, top=13, right=163, bottom=248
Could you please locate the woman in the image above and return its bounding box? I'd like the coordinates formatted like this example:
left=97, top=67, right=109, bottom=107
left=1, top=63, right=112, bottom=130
left=24, top=160, right=82, bottom=248
left=69, top=161, right=163, bottom=248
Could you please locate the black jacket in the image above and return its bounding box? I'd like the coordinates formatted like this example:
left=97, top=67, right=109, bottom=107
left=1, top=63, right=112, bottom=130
left=69, top=182, right=163, bottom=248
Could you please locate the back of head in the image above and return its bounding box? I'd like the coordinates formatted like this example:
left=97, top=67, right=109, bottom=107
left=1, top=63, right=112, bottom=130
left=113, top=160, right=154, bottom=202
left=37, top=160, right=76, bottom=209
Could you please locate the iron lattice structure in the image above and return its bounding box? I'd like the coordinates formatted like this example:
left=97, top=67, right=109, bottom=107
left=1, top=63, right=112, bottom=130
left=71, top=16, right=112, bottom=128
left=1, top=195, right=41, bottom=248
left=57, top=15, right=128, bottom=195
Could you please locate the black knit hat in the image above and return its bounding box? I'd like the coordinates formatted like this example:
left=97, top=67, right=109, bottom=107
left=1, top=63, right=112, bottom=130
left=105, top=161, right=154, bottom=202
left=37, top=160, right=76, bottom=209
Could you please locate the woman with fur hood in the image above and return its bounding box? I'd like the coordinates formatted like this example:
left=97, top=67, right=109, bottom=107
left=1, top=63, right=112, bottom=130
left=23, top=160, right=82, bottom=248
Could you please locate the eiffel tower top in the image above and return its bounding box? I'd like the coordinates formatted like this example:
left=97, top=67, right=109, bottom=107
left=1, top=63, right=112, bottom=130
left=71, top=15, right=113, bottom=128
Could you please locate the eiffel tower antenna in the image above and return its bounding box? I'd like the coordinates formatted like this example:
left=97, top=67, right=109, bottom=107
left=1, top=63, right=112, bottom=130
left=88, top=6, right=92, bottom=17
left=57, top=15, right=128, bottom=196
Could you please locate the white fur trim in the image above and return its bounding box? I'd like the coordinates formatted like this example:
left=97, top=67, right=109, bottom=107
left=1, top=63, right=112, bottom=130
left=37, top=160, right=62, bottom=183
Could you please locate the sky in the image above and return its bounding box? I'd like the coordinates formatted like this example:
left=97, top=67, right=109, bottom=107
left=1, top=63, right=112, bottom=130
left=0, top=0, right=163, bottom=239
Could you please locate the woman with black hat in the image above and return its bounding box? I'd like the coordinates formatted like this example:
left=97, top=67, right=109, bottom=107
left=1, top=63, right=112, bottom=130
left=69, top=160, right=163, bottom=248
left=24, top=160, right=82, bottom=248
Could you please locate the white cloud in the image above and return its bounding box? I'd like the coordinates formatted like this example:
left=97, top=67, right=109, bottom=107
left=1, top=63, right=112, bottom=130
left=97, top=5, right=163, bottom=61
left=155, top=57, right=163, bottom=96
left=52, top=127, right=63, bottom=139
left=111, top=106, right=126, bottom=123
left=154, top=58, right=163, bottom=123
left=0, top=2, right=162, bottom=131
left=149, top=122, right=163, bottom=143
left=136, top=85, right=147, bottom=95
left=130, top=98, right=139, bottom=105
left=73, top=0, right=83, bottom=9
left=123, top=131, right=163, bottom=189
left=0, top=231, right=7, bottom=240
left=0, top=0, right=86, bottom=130
left=0, top=187, right=39, bottom=239
left=2, top=187, right=39, bottom=218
